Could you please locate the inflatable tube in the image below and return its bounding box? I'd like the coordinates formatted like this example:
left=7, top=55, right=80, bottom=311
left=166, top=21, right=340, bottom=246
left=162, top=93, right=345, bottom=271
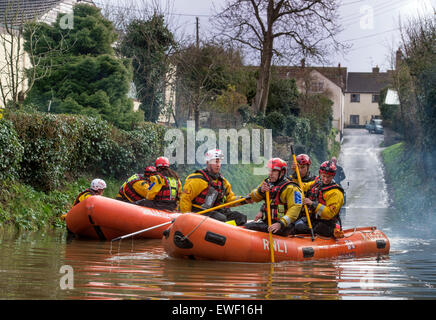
left=66, top=196, right=180, bottom=240
left=162, top=213, right=390, bottom=262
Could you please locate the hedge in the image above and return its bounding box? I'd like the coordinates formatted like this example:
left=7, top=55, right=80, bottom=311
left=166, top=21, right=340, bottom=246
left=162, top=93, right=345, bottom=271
left=2, top=110, right=166, bottom=191
left=0, top=119, right=24, bottom=180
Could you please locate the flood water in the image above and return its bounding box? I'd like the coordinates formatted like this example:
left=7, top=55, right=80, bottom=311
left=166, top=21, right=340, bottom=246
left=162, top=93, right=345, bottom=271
left=1, top=129, right=436, bottom=300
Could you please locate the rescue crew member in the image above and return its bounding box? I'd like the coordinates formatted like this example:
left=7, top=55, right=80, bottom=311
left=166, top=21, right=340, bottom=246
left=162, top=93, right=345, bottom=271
left=180, top=149, right=248, bottom=226
left=116, top=168, right=150, bottom=203
left=244, top=158, right=303, bottom=236
left=289, top=153, right=316, bottom=183
left=136, top=157, right=182, bottom=211
left=73, top=178, right=106, bottom=206
left=294, top=161, right=345, bottom=237
left=144, top=166, right=157, bottom=184
left=331, top=157, right=346, bottom=187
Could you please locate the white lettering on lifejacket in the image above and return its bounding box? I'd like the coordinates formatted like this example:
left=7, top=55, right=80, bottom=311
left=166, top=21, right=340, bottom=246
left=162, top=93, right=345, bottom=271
left=263, top=239, right=287, bottom=254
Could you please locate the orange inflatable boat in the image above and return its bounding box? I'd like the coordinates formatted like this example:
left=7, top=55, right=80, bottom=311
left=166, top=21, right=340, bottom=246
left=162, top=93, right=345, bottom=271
left=162, top=213, right=390, bottom=262
left=66, top=196, right=180, bottom=240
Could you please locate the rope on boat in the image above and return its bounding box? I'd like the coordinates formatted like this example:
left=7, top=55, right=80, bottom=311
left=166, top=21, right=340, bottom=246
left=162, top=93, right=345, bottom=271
left=181, top=215, right=210, bottom=241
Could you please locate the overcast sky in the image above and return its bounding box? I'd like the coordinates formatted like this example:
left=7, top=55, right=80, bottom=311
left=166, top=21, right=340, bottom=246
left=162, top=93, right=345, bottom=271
left=96, top=0, right=435, bottom=72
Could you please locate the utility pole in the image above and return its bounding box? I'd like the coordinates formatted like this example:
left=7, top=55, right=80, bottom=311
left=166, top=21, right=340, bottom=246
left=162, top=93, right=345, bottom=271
left=194, top=16, right=200, bottom=130
left=196, top=17, right=199, bottom=48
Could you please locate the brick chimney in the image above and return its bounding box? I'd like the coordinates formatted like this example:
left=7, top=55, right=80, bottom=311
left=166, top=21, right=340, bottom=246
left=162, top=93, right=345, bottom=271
left=372, top=66, right=379, bottom=73
left=301, top=58, right=305, bottom=68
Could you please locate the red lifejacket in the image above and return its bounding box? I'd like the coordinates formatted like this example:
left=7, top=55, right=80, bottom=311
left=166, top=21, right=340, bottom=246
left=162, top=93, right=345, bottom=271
left=261, top=178, right=299, bottom=220
left=307, top=176, right=344, bottom=217
left=153, top=173, right=180, bottom=202
left=73, top=188, right=94, bottom=206
left=119, top=173, right=146, bottom=202
left=189, top=170, right=226, bottom=211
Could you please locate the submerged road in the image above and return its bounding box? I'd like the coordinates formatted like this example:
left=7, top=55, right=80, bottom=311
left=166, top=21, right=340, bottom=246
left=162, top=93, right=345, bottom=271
left=338, top=128, right=391, bottom=229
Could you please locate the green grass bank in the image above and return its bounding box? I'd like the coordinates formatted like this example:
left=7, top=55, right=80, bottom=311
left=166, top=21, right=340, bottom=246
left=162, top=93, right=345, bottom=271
left=381, top=142, right=435, bottom=217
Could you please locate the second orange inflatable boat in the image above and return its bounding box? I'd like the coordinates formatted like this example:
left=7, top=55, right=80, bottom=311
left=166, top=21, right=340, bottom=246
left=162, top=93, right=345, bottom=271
left=66, top=196, right=180, bottom=240
left=162, top=213, right=390, bottom=262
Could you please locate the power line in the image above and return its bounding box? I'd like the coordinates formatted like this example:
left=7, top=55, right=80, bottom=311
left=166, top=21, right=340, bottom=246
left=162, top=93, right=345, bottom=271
left=339, top=0, right=409, bottom=26
left=94, top=0, right=407, bottom=23
left=93, top=0, right=212, bottom=17
left=94, top=0, right=408, bottom=34
left=342, top=27, right=400, bottom=42
left=339, top=0, right=368, bottom=7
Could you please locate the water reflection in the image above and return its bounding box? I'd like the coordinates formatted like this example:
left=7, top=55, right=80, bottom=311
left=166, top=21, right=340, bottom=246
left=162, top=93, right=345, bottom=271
left=1, top=224, right=436, bottom=299
left=60, top=237, right=397, bottom=300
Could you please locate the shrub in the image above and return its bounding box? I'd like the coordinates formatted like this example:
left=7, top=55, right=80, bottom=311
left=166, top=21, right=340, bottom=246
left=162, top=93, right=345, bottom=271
left=237, top=105, right=253, bottom=123
left=5, top=110, right=167, bottom=191
left=8, top=111, right=75, bottom=191
left=0, top=119, right=24, bottom=180
left=263, top=111, right=285, bottom=136
left=284, top=114, right=310, bottom=145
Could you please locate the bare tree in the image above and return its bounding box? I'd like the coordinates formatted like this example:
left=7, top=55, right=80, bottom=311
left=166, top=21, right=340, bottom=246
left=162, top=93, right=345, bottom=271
left=212, top=0, right=345, bottom=115
left=173, top=44, right=220, bottom=130
left=0, top=0, right=69, bottom=109
left=172, top=42, right=245, bottom=130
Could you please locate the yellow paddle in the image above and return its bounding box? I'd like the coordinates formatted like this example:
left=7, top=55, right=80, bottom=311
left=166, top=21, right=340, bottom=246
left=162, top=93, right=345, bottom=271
left=291, top=145, right=315, bottom=242
left=265, top=190, right=275, bottom=263
left=195, top=197, right=248, bottom=215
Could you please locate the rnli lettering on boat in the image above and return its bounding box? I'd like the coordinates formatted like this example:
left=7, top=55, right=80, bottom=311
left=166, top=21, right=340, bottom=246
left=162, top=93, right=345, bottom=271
left=360, top=229, right=385, bottom=241
left=262, top=238, right=288, bottom=254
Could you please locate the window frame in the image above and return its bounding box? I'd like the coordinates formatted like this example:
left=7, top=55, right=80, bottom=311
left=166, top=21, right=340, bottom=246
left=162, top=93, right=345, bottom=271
left=350, top=93, right=360, bottom=103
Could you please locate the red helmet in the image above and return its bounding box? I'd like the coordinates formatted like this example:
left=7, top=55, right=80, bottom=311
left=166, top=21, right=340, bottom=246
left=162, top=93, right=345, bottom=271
left=296, top=154, right=311, bottom=166
left=267, top=158, right=287, bottom=171
left=319, top=161, right=337, bottom=176
left=155, top=157, right=170, bottom=168
left=144, top=166, right=156, bottom=175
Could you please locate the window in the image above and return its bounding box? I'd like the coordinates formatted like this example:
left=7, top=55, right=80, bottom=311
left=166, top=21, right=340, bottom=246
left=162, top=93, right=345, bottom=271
left=310, top=81, right=324, bottom=93
left=372, top=94, right=379, bottom=103
left=350, top=115, right=360, bottom=125
left=350, top=94, right=360, bottom=102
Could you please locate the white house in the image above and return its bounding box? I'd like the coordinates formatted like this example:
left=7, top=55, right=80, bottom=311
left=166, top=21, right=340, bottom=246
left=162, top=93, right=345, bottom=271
left=344, top=66, right=392, bottom=126
left=0, top=0, right=94, bottom=107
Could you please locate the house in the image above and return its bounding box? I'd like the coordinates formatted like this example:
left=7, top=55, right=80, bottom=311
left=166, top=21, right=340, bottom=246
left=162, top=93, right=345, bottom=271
left=0, top=0, right=94, bottom=107
left=128, top=66, right=177, bottom=126
left=344, top=66, right=392, bottom=127
left=275, top=62, right=347, bottom=142
left=0, top=0, right=94, bottom=25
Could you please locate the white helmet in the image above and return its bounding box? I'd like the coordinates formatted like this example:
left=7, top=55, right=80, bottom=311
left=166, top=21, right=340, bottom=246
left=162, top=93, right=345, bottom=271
left=204, top=149, right=225, bottom=163
left=90, top=178, right=107, bottom=191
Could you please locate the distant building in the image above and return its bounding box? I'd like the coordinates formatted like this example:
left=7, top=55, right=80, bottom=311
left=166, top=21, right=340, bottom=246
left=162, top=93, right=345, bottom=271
left=275, top=61, right=347, bottom=142
left=344, top=66, right=392, bottom=127
left=0, top=0, right=94, bottom=105
left=127, top=82, right=141, bottom=112
left=128, top=68, right=177, bottom=126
